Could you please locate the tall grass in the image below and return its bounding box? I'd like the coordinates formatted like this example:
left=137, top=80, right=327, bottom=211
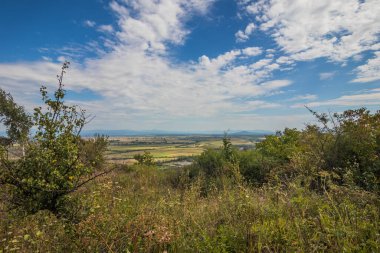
left=1, top=166, right=379, bottom=252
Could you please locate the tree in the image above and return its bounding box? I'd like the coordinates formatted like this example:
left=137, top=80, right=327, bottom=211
left=0, top=88, right=32, bottom=156
left=256, top=128, right=301, bottom=164
left=0, top=62, right=111, bottom=216
left=134, top=151, right=155, bottom=166
left=79, top=134, right=109, bottom=169
left=222, top=133, right=238, bottom=165
left=303, top=107, right=380, bottom=192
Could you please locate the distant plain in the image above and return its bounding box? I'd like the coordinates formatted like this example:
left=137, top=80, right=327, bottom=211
left=105, top=135, right=264, bottom=166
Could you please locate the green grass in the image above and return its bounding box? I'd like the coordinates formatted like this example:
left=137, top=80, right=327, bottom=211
left=1, top=167, right=379, bottom=252
left=105, top=136, right=255, bottom=164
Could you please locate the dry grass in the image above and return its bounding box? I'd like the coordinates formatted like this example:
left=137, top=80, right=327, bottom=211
left=106, top=136, right=255, bottom=165
left=1, top=166, right=379, bottom=252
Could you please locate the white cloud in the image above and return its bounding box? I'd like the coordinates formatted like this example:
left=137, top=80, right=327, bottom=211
left=84, top=20, right=96, bottom=27
left=319, top=72, right=336, bottom=80
left=276, top=56, right=294, bottom=65
left=235, top=22, right=256, bottom=42
left=287, top=94, right=318, bottom=102
left=97, top=24, right=114, bottom=33
left=249, top=58, right=272, bottom=70
left=242, top=47, right=262, bottom=56
left=241, top=0, right=380, bottom=66
left=292, top=89, right=380, bottom=108
left=110, top=0, right=215, bottom=51
left=199, top=49, right=241, bottom=70
left=351, top=51, right=380, bottom=83
left=0, top=0, right=294, bottom=131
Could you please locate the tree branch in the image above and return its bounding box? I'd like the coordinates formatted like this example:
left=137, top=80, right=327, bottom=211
left=69, top=167, right=116, bottom=193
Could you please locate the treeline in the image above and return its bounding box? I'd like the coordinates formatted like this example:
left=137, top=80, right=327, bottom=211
left=184, top=108, right=380, bottom=194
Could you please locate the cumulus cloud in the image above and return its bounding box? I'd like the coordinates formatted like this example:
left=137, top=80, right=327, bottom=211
left=0, top=0, right=293, bottom=130
left=97, top=24, right=114, bottom=33
left=239, top=0, right=380, bottom=82
left=3, top=0, right=378, bottom=132
left=351, top=51, right=380, bottom=83
left=110, top=0, right=215, bottom=51
left=235, top=22, right=256, bottom=42
left=242, top=47, right=262, bottom=56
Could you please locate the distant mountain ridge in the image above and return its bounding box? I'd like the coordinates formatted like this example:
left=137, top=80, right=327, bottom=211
left=80, top=129, right=273, bottom=137
left=0, top=129, right=273, bottom=137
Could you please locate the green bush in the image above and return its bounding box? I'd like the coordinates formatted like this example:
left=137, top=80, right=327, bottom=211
left=133, top=151, right=155, bottom=166
left=301, top=108, right=380, bottom=192
left=195, top=148, right=225, bottom=178
left=80, top=134, right=108, bottom=169
left=238, top=150, right=267, bottom=186
left=0, top=62, right=110, bottom=217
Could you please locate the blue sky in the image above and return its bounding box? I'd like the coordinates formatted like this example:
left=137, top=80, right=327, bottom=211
left=0, top=0, right=379, bottom=131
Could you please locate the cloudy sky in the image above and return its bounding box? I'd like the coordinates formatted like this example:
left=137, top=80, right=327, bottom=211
left=0, top=0, right=379, bottom=132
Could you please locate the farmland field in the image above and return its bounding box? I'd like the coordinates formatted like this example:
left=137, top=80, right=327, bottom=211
left=105, top=135, right=263, bottom=166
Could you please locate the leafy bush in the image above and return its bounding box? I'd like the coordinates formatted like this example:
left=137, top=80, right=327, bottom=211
left=195, top=148, right=225, bottom=178
left=300, top=108, right=380, bottom=192
left=238, top=149, right=267, bottom=185
left=0, top=89, right=31, bottom=144
left=79, top=134, right=108, bottom=169
left=187, top=108, right=380, bottom=193
left=0, top=62, right=110, bottom=217
left=133, top=151, right=155, bottom=166
left=256, top=128, right=301, bottom=165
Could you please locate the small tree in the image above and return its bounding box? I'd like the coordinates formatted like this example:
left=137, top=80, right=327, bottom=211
left=0, top=62, right=111, bottom=216
left=303, top=107, right=380, bottom=192
left=134, top=151, right=155, bottom=166
left=79, top=134, right=109, bottom=169
left=0, top=88, right=32, bottom=156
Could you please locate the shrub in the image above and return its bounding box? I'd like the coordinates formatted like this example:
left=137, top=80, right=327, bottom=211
left=79, top=134, right=109, bottom=169
left=134, top=151, right=155, bottom=166
left=0, top=62, right=111, bottom=217
left=302, top=107, right=380, bottom=192
left=238, top=149, right=267, bottom=185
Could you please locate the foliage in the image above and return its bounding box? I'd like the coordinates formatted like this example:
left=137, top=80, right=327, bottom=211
left=238, top=149, right=267, bottom=185
left=134, top=151, right=155, bottom=166
left=79, top=134, right=109, bottom=169
left=221, top=133, right=238, bottom=165
left=256, top=128, right=301, bottom=164
left=1, top=168, right=378, bottom=252
left=0, top=62, right=110, bottom=217
left=226, top=108, right=380, bottom=192
left=0, top=89, right=32, bottom=146
left=195, top=148, right=225, bottom=178
left=301, top=108, right=380, bottom=192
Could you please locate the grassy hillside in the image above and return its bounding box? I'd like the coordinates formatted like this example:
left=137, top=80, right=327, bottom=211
left=1, top=166, right=379, bottom=252
left=1, top=79, right=380, bottom=252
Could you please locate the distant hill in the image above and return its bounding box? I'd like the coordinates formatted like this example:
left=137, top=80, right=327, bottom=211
left=229, top=130, right=273, bottom=136
left=80, top=129, right=274, bottom=137
left=0, top=129, right=273, bottom=137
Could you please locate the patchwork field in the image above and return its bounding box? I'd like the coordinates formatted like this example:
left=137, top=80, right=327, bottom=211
left=105, top=135, right=261, bottom=166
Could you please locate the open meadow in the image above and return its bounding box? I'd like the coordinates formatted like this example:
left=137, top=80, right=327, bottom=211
left=105, top=135, right=261, bottom=166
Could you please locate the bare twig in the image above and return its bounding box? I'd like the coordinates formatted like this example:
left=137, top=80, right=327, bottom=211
left=70, top=167, right=116, bottom=193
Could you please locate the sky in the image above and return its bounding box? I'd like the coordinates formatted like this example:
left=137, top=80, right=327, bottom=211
left=0, top=0, right=380, bottom=132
